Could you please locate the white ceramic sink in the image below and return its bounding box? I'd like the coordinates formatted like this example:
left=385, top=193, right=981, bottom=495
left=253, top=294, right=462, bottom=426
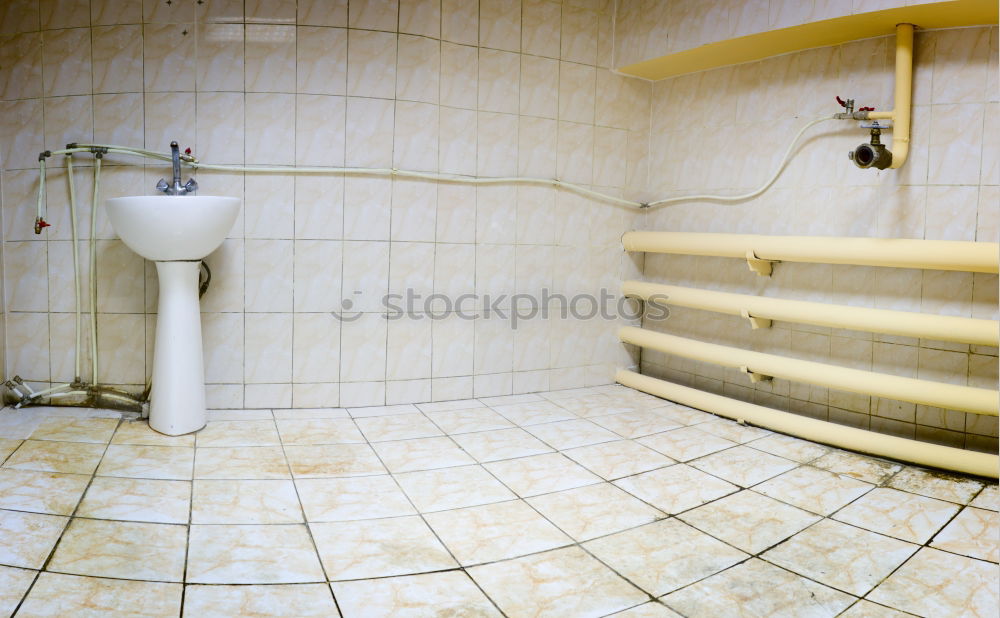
left=106, top=195, right=240, bottom=261
left=105, top=195, right=241, bottom=435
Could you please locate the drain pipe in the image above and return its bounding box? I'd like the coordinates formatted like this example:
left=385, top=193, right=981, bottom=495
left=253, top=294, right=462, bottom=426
left=838, top=23, right=914, bottom=169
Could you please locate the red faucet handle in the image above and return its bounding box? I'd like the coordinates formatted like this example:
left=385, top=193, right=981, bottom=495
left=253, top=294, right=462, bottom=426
left=836, top=95, right=847, bottom=108
left=184, top=147, right=192, bottom=155
left=858, top=106, right=876, bottom=112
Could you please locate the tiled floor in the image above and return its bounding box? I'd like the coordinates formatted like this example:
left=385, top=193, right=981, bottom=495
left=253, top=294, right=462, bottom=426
left=0, top=385, right=997, bottom=617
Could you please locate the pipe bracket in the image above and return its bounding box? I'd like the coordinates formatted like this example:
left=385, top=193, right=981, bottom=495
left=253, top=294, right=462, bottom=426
left=745, top=250, right=778, bottom=276
left=740, top=308, right=772, bottom=330
left=740, top=365, right=773, bottom=383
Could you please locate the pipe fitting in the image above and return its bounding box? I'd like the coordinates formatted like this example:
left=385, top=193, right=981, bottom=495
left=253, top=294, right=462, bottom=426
left=849, top=127, right=892, bottom=170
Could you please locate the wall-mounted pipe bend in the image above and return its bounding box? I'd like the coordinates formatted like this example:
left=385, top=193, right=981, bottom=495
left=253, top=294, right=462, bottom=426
left=621, top=231, right=1000, bottom=274
left=618, top=326, right=999, bottom=416
left=623, top=280, right=1000, bottom=346
left=616, top=369, right=998, bottom=479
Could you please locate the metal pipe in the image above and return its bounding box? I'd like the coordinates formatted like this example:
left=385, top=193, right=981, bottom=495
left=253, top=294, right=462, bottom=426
left=621, top=231, right=1000, bottom=274
left=623, top=280, right=999, bottom=346
left=618, top=326, right=999, bottom=416
left=616, top=369, right=998, bottom=479
left=887, top=24, right=913, bottom=169
left=90, top=157, right=101, bottom=386
left=66, top=156, right=82, bottom=380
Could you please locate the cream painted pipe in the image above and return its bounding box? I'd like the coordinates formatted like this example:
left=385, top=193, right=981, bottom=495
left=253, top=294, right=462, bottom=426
left=619, top=326, right=998, bottom=415
left=866, top=24, right=913, bottom=169
left=621, top=231, right=1000, bottom=274
left=615, top=369, right=998, bottom=479
left=623, top=280, right=999, bottom=346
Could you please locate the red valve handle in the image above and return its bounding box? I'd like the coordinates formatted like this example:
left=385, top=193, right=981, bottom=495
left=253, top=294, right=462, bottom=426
left=836, top=95, right=847, bottom=107
left=37, top=218, right=50, bottom=229
left=184, top=147, right=192, bottom=155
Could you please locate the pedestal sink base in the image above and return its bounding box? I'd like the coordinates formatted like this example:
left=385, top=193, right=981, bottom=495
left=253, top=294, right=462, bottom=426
left=149, top=261, right=207, bottom=436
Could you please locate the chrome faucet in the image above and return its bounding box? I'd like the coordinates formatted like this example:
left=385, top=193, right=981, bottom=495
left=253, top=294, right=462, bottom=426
left=156, top=141, right=198, bottom=195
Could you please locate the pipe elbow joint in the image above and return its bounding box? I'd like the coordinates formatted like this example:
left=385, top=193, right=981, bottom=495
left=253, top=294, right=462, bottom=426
left=849, top=142, right=892, bottom=170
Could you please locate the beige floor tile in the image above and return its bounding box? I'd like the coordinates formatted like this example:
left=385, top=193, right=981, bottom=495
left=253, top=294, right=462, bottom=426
left=970, top=484, right=999, bottom=511
left=417, top=399, right=486, bottom=412
left=468, top=546, right=647, bottom=618
left=661, top=558, right=855, bottom=618
left=275, top=418, right=364, bottom=445
left=295, top=475, right=417, bottom=522
left=97, top=444, right=194, bottom=480
left=0, top=565, right=36, bottom=616
left=811, top=451, right=902, bottom=484
left=423, top=407, right=514, bottom=434
left=837, top=600, right=914, bottom=617
left=355, top=413, right=443, bottom=442
left=16, top=572, right=182, bottom=618
left=395, top=465, right=516, bottom=512
left=272, top=407, right=349, bottom=420
left=207, top=410, right=274, bottom=421
left=611, top=602, right=683, bottom=617
left=551, top=396, right=645, bottom=418
left=689, top=445, right=797, bottom=487
left=589, top=410, right=682, bottom=439
left=0, top=438, right=23, bottom=462
left=868, top=547, right=999, bottom=617
left=636, top=427, right=736, bottom=462
left=195, top=419, right=281, bottom=447
left=746, top=433, right=831, bottom=463
left=284, top=443, right=386, bottom=478
left=680, top=490, right=820, bottom=554
left=48, top=518, right=187, bottom=582
left=425, top=500, right=571, bottom=565
left=753, top=466, right=874, bottom=515
left=348, top=404, right=421, bottom=418
left=182, top=583, right=339, bottom=617
left=696, top=419, right=772, bottom=443
left=887, top=466, right=985, bottom=504
left=332, top=571, right=500, bottom=617
left=655, top=405, right=716, bottom=426
left=186, top=524, right=325, bottom=584
left=583, top=519, right=747, bottom=596
left=451, top=428, right=553, bottom=462
left=29, top=417, right=119, bottom=443
left=192, top=479, right=302, bottom=524
left=0, top=508, right=68, bottom=569
left=931, top=506, right=999, bottom=562
left=524, top=419, right=620, bottom=450
left=77, top=477, right=191, bottom=524
left=762, top=519, right=919, bottom=596
left=195, top=445, right=290, bottom=479
left=613, top=464, right=737, bottom=514
left=526, top=483, right=664, bottom=541
left=0, top=468, right=90, bottom=515
left=483, top=453, right=601, bottom=497
left=2, top=439, right=105, bottom=474
left=311, top=516, right=457, bottom=580
left=563, top=440, right=673, bottom=480
left=111, top=421, right=195, bottom=447
left=371, top=436, right=475, bottom=473
left=492, top=401, right=576, bottom=426
left=833, top=487, right=960, bottom=544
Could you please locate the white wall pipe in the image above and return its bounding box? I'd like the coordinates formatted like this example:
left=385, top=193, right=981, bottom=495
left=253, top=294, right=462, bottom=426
left=623, top=280, right=999, bottom=346
left=90, top=157, right=101, bottom=386
left=616, top=369, right=998, bottom=479
left=622, top=231, right=1000, bottom=274
left=619, top=325, right=999, bottom=415
left=65, top=156, right=82, bottom=380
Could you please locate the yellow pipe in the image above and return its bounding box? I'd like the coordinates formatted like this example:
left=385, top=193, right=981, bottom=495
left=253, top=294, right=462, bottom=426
left=623, top=281, right=999, bottom=346
left=621, top=231, right=1000, bottom=274
left=887, top=23, right=913, bottom=169
left=619, top=326, right=999, bottom=416
left=615, top=369, right=998, bottom=479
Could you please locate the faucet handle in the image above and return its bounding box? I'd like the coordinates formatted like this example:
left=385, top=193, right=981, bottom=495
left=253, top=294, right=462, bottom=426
left=183, top=178, right=198, bottom=194
left=156, top=178, right=169, bottom=193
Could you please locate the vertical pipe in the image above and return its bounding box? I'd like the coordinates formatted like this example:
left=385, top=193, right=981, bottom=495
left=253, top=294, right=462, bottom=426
left=90, top=157, right=101, bottom=386
left=889, top=23, right=913, bottom=169
left=67, top=156, right=82, bottom=380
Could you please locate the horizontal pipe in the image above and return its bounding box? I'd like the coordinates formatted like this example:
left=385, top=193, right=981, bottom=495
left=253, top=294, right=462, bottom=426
left=619, top=326, right=998, bottom=416
left=621, top=231, right=1000, bottom=274
left=616, top=369, right=998, bottom=479
left=623, top=280, right=999, bottom=346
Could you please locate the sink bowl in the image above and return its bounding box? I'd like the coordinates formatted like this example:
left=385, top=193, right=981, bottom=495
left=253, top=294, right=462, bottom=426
left=105, top=194, right=241, bottom=435
left=106, top=195, right=240, bottom=261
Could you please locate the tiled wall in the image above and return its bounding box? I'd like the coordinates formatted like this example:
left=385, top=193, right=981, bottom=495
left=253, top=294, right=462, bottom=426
left=639, top=26, right=999, bottom=451
left=0, top=0, right=651, bottom=408
left=613, top=0, right=942, bottom=68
